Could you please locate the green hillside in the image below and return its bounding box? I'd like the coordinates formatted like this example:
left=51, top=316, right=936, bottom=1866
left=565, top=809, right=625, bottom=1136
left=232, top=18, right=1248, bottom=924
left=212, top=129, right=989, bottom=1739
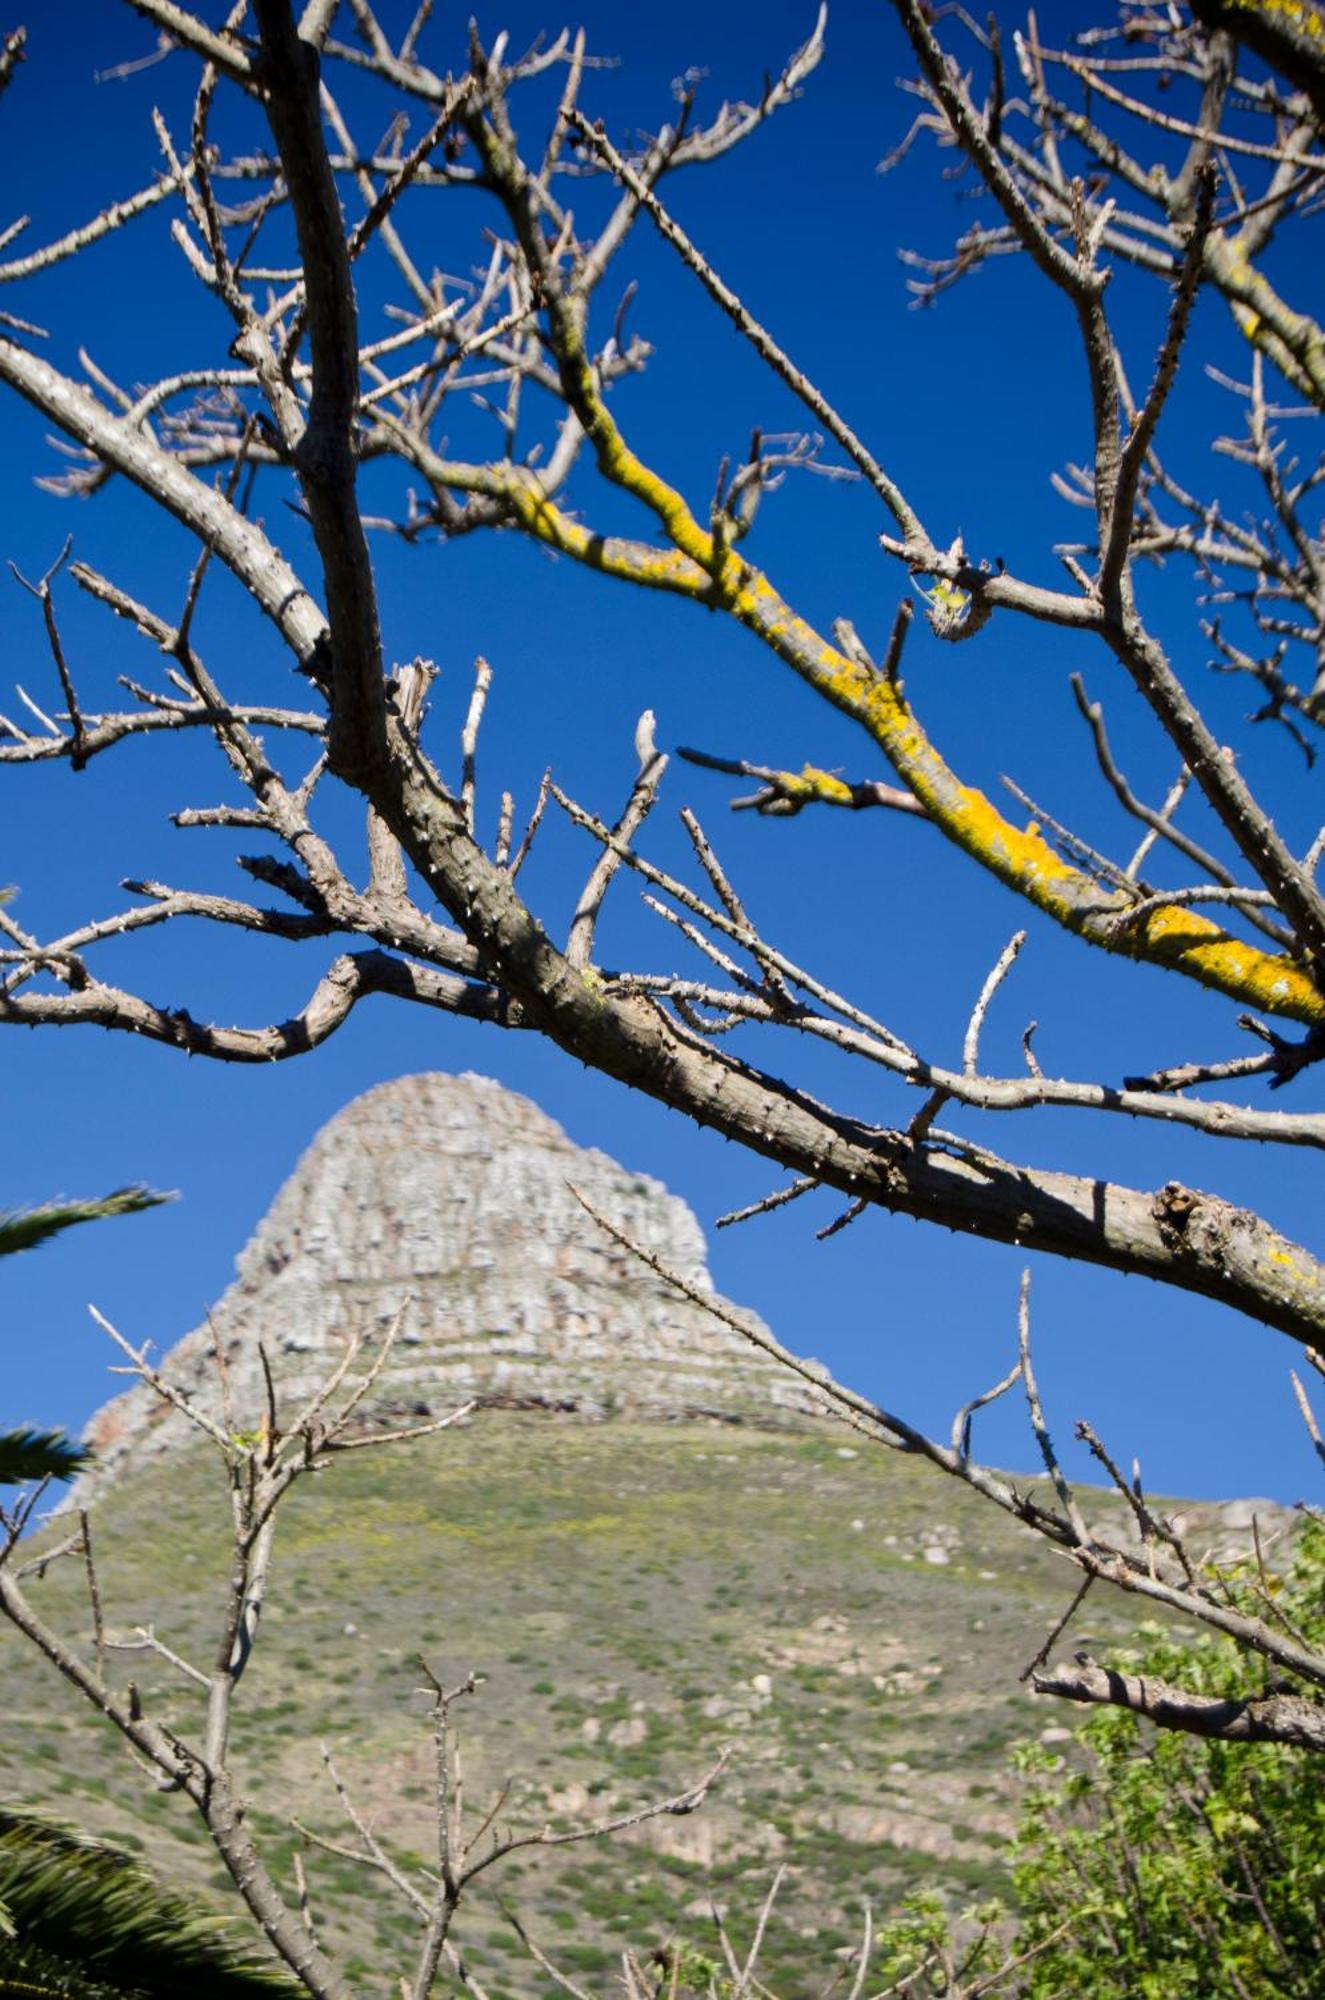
left=2, top=1414, right=1167, bottom=1994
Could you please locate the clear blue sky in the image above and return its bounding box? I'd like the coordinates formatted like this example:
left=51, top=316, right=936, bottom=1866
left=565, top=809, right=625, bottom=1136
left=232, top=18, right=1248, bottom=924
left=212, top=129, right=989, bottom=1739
left=3, top=0, right=1323, bottom=1503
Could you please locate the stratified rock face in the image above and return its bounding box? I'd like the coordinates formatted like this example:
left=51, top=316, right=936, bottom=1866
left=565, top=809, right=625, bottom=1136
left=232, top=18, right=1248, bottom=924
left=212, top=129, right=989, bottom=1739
left=84, top=1073, right=820, bottom=1476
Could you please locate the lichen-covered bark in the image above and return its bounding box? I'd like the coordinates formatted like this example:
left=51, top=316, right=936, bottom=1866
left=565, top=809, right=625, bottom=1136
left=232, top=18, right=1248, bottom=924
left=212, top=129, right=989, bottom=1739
left=1192, top=0, right=1325, bottom=130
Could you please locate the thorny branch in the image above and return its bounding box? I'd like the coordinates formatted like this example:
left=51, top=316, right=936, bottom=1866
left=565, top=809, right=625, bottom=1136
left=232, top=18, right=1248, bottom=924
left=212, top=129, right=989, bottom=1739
left=3, top=1285, right=735, bottom=1993
left=0, top=1298, right=473, bottom=2000
left=572, top=1185, right=1325, bottom=1753
left=0, top=0, right=1322, bottom=1771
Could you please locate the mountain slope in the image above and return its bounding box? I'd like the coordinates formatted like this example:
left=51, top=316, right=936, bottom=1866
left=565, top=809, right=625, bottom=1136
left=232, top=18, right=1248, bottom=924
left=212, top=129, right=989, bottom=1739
left=4, top=1410, right=1231, bottom=1995
left=1, top=1075, right=1279, bottom=1993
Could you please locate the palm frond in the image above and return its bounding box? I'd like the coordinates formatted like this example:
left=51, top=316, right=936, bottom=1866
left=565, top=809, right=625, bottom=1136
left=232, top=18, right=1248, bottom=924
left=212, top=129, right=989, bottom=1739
left=0, top=1190, right=170, bottom=1263
left=0, top=1430, right=89, bottom=1487
left=0, top=1809, right=302, bottom=1997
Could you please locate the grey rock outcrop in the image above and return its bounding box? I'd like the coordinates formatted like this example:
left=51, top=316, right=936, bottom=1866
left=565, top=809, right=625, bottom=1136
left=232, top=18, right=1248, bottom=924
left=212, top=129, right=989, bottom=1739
left=84, top=1073, right=821, bottom=1478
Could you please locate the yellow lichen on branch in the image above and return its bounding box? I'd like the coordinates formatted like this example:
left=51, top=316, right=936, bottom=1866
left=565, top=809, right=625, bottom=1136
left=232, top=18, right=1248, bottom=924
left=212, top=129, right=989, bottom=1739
left=1206, top=232, right=1325, bottom=408
left=415, top=431, right=1325, bottom=1025
left=389, top=147, right=1325, bottom=1029
left=720, top=566, right=1325, bottom=1023
left=770, top=766, right=859, bottom=808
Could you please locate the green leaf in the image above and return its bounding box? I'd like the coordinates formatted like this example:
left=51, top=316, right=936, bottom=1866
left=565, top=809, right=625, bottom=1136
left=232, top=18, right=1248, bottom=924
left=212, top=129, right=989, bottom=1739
left=1205, top=1802, right=1263, bottom=1844
left=0, top=1429, right=89, bottom=1486
left=0, top=1809, right=301, bottom=1997
left=0, top=1190, right=171, bottom=1264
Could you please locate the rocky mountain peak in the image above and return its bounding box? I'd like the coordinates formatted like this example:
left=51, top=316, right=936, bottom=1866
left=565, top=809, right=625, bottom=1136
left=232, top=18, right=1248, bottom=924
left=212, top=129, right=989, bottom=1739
left=84, top=1073, right=820, bottom=1478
